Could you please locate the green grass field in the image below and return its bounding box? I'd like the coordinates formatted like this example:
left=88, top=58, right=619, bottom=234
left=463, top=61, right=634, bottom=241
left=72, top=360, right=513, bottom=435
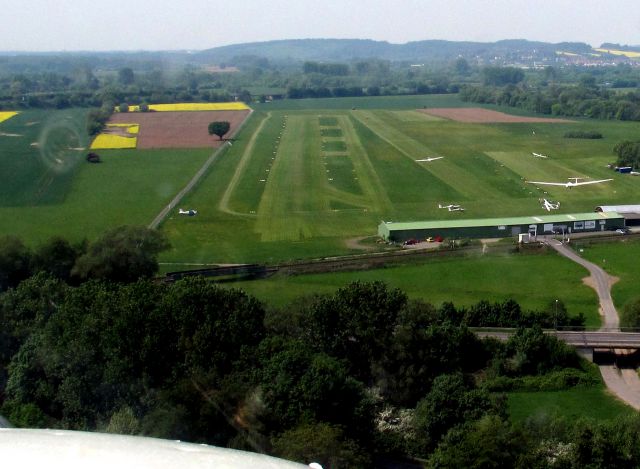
left=0, top=109, right=211, bottom=244
left=224, top=250, right=601, bottom=327
left=507, top=387, right=630, bottom=423
left=161, top=94, right=640, bottom=264
left=0, top=109, right=89, bottom=206
left=3, top=96, right=640, bottom=266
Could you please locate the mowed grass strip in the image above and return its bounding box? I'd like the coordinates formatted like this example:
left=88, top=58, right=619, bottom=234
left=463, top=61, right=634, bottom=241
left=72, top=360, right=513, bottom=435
left=255, top=114, right=326, bottom=241
left=390, top=110, right=443, bottom=122
left=221, top=111, right=275, bottom=215
left=353, top=110, right=512, bottom=200
left=324, top=155, right=362, bottom=195
left=338, top=115, right=393, bottom=213
left=232, top=250, right=600, bottom=327
left=349, top=114, right=462, bottom=218
left=319, top=116, right=339, bottom=126
left=321, top=128, right=343, bottom=137
left=322, top=140, right=347, bottom=152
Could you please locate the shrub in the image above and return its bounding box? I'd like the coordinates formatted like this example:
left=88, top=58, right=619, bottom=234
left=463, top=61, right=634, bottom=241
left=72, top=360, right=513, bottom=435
left=564, top=130, right=603, bottom=139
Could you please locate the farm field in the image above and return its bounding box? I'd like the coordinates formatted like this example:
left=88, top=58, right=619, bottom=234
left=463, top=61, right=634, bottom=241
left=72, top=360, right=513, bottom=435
left=161, top=94, right=640, bottom=265
left=0, top=103, right=255, bottom=244
left=109, top=109, right=251, bottom=149
left=222, top=250, right=601, bottom=327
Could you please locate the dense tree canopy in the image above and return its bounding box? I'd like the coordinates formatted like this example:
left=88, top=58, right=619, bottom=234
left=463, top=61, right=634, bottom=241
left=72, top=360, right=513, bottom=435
left=0, top=232, right=630, bottom=467
left=72, top=226, right=169, bottom=283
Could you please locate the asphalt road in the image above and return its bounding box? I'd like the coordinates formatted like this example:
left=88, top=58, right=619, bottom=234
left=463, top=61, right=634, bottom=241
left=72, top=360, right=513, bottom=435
left=548, top=240, right=640, bottom=409
left=548, top=241, right=619, bottom=330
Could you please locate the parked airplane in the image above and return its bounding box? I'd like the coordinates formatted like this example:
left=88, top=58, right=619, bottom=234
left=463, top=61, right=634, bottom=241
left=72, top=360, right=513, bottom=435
left=525, top=177, right=613, bottom=188
left=540, top=198, right=560, bottom=211
left=438, top=203, right=464, bottom=211
left=415, top=156, right=443, bottom=162
left=178, top=208, right=198, bottom=216
left=532, top=152, right=548, bottom=158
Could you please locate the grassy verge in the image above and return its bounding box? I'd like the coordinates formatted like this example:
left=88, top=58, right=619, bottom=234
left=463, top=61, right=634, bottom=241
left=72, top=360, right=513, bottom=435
left=227, top=250, right=601, bottom=327
left=575, top=238, right=640, bottom=311
left=507, top=387, right=631, bottom=423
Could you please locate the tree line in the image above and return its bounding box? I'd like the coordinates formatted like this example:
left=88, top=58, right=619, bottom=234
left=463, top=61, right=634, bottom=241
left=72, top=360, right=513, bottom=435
left=613, top=140, right=640, bottom=170
left=460, top=79, right=640, bottom=121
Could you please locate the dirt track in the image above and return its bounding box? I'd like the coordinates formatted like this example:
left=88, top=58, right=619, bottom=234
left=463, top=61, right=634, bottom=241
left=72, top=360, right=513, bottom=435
left=419, top=107, right=574, bottom=123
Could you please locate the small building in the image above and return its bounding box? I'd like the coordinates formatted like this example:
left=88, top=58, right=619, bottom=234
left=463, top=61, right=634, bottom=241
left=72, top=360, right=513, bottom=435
left=378, top=212, right=625, bottom=243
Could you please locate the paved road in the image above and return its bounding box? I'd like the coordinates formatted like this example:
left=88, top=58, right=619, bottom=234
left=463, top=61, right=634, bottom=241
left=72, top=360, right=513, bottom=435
left=548, top=240, right=640, bottom=409
left=548, top=241, right=618, bottom=330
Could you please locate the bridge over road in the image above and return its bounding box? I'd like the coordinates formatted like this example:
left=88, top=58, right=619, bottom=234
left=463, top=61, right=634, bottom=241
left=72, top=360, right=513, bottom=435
left=476, top=330, right=640, bottom=350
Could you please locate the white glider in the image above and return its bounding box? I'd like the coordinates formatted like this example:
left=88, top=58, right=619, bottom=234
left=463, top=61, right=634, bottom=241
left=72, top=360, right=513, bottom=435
left=415, top=157, right=444, bottom=162
left=526, top=177, right=613, bottom=188
left=532, top=152, right=548, bottom=158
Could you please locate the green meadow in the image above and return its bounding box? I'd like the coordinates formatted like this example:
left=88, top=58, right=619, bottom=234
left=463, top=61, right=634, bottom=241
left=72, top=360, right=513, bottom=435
left=0, top=109, right=210, bottom=244
left=224, top=250, right=601, bottom=327
left=507, top=386, right=630, bottom=423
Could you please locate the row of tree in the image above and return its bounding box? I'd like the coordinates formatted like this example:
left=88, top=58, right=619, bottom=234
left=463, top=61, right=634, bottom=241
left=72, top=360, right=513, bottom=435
left=460, top=81, right=640, bottom=121
left=0, top=226, right=169, bottom=291
left=613, top=140, right=640, bottom=170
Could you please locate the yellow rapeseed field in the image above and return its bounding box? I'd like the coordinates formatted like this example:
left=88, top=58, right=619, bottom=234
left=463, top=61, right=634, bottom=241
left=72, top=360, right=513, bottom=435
left=90, top=134, right=137, bottom=150
left=0, top=111, right=18, bottom=124
left=116, top=102, right=249, bottom=112
left=106, top=123, right=140, bottom=134
left=594, top=48, right=640, bottom=59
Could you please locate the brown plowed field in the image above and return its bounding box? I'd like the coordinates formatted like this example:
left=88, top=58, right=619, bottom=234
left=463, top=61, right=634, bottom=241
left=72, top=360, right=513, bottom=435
left=110, top=110, right=251, bottom=148
left=418, top=107, right=574, bottom=123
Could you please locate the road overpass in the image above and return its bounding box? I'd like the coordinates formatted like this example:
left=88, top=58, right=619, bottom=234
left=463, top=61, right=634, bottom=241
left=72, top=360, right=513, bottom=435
left=476, top=330, right=640, bottom=350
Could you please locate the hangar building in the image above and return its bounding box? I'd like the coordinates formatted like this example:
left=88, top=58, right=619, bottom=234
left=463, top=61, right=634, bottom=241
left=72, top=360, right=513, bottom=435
left=595, top=205, right=640, bottom=226
left=378, top=212, right=625, bottom=243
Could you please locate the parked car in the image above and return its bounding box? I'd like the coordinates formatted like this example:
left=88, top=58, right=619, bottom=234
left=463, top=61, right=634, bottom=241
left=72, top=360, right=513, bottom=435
left=615, top=228, right=631, bottom=235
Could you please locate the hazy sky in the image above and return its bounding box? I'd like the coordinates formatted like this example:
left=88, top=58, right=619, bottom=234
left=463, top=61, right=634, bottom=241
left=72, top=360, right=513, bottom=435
left=2, top=0, right=639, bottom=51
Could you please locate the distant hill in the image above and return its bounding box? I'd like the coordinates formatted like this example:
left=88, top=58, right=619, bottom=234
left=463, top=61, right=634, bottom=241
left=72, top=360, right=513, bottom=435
left=195, top=38, right=593, bottom=64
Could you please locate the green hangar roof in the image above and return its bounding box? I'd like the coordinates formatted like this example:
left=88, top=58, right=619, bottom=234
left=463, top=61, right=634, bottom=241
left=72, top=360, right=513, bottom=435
left=378, top=212, right=626, bottom=241
left=380, top=212, right=624, bottom=231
